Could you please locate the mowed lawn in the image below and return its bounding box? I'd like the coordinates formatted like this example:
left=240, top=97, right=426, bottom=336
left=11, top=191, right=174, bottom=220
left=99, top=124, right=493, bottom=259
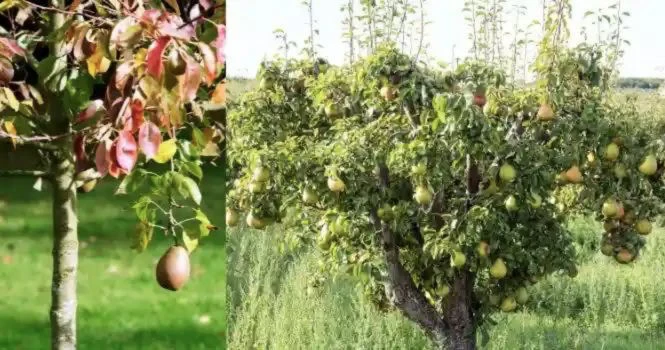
left=0, top=165, right=226, bottom=350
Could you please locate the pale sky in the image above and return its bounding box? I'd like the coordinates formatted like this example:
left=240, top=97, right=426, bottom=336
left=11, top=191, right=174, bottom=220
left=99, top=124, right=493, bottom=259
left=227, top=0, right=664, bottom=79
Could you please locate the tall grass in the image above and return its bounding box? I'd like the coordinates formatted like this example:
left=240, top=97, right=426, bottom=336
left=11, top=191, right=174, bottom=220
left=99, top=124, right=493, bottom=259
left=227, top=216, right=665, bottom=349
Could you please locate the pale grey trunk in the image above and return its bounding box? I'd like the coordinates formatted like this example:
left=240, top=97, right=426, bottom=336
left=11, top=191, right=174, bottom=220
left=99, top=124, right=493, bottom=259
left=50, top=152, right=78, bottom=350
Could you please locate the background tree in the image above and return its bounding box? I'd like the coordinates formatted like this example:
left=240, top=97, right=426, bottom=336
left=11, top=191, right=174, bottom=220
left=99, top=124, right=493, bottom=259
left=0, top=1, right=225, bottom=348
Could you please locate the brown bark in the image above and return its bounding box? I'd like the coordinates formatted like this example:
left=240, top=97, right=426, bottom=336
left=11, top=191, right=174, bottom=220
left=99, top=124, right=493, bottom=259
left=49, top=150, right=78, bottom=350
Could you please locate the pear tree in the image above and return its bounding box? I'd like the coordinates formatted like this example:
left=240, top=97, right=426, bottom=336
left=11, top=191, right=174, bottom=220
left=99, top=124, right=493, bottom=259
left=0, top=1, right=225, bottom=348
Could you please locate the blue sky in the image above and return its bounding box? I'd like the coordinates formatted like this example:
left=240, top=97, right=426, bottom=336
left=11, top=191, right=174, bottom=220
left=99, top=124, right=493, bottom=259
left=227, top=0, right=664, bottom=79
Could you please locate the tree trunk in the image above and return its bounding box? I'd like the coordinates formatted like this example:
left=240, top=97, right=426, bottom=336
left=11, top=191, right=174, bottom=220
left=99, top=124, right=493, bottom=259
left=439, top=272, right=477, bottom=350
left=50, top=153, right=78, bottom=350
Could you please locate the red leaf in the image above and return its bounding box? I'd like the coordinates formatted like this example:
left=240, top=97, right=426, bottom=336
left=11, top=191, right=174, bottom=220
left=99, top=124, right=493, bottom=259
left=0, top=57, right=13, bottom=84
left=114, top=61, right=133, bottom=90
left=124, top=99, right=145, bottom=133
left=74, top=134, right=86, bottom=163
left=115, top=130, right=138, bottom=172
left=76, top=99, right=104, bottom=123
left=0, top=38, right=25, bottom=59
left=108, top=140, right=121, bottom=178
left=95, top=139, right=111, bottom=177
left=140, top=9, right=162, bottom=26
left=212, top=24, right=226, bottom=67
left=178, top=55, right=201, bottom=103
left=146, top=36, right=171, bottom=79
left=110, top=17, right=138, bottom=47
left=199, top=43, right=216, bottom=85
left=156, top=13, right=195, bottom=40
left=138, top=121, right=162, bottom=159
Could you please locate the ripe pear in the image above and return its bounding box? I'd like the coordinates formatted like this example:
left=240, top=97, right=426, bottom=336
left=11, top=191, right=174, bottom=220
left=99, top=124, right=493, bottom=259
left=155, top=246, right=190, bottom=291
left=586, top=152, right=597, bottom=166
left=302, top=188, right=319, bottom=205
left=638, top=154, right=658, bottom=176
left=636, top=219, right=652, bottom=235
left=411, top=163, right=427, bottom=176
left=601, top=199, right=618, bottom=218
left=527, top=192, right=542, bottom=208
left=499, top=164, right=517, bottom=182
left=414, top=185, right=433, bottom=206
left=318, top=224, right=332, bottom=250
left=483, top=179, right=500, bottom=195
left=500, top=296, right=517, bottom=312
left=490, top=258, right=508, bottom=279
left=565, top=166, right=583, bottom=183
left=515, top=287, right=529, bottom=304
left=477, top=241, right=490, bottom=257
left=248, top=181, right=265, bottom=194
left=615, top=249, right=634, bottom=264
left=436, top=285, right=450, bottom=297
left=613, top=164, right=627, bottom=179
left=259, top=77, right=274, bottom=90
left=246, top=212, right=266, bottom=230
left=252, top=166, right=270, bottom=182
left=324, top=102, right=342, bottom=119
left=537, top=103, right=555, bottom=121
left=377, top=204, right=395, bottom=221
left=604, top=143, right=620, bottom=161
left=380, top=85, right=398, bottom=101
left=226, top=209, right=239, bottom=227
left=505, top=195, right=518, bottom=211
left=614, top=204, right=625, bottom=220
left=600, top=243, right=614, bottom=256
left=327, top=177, right=346, bottom=192
left=451, top=251, right=466, bottom=268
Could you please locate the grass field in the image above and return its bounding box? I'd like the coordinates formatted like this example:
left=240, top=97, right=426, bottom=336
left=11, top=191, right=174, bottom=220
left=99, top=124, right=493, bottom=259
left=227, top=218, right=665, bottom=349
left=0, top=165, right=226, bottom=350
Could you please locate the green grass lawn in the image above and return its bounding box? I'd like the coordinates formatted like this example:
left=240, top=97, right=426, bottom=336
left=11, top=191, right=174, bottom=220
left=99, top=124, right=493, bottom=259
left=227, top=217, right=665, bottom=349
left=0, top=165, right=226, bottom=350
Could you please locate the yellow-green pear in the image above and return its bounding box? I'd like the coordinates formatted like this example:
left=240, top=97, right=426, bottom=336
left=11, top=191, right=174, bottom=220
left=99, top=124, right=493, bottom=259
left=499, top=164, right=517, bottom=182
left=639, top=155, right=658, bottom=176
left=500, top=296, right=517, bottom=312
left=490, top=258, right=508, bottom=279
left=636, top=219, right=652, bottom=235
left=604, top=143, right=620, bottom=161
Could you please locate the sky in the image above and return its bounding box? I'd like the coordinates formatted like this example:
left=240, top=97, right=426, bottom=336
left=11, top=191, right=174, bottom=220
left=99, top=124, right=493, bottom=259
left=227, top=0, right=665, bottom=79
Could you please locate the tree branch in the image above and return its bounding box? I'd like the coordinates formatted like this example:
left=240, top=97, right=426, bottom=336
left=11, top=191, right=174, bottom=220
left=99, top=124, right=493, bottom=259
left=0, top=130, right=67, bottom=152
left=372, top=162, right=449, bottom=343
left=0, top=169, right=51, bottom=178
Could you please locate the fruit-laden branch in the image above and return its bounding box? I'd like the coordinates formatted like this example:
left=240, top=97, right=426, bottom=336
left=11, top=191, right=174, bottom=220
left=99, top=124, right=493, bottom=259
left=371, top=163, right=449, bottom=344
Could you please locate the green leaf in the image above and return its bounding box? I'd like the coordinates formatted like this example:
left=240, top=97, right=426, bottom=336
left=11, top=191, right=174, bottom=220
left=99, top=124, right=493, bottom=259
left=181, top=160, right=204, bottom=180
left=195, top=209, right=213, bottom=237
left=133, top=196, right=152, bottom=222
left=132, top=220, right=154, bottom=252
left=2, top=87, right=19, bottom=111
left=116, top=169, right=148, bottom=194
left=182, top=230, right=199, bottom=253
left=182, top=176, right=202, bottom=205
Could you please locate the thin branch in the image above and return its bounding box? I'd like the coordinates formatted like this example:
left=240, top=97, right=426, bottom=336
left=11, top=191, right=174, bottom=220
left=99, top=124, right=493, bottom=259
left=0, top=169, right=51, bottom=177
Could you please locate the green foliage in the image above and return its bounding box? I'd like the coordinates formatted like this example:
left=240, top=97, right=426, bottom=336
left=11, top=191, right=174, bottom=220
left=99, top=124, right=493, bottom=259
left=228, top=41, right=665, bottom=326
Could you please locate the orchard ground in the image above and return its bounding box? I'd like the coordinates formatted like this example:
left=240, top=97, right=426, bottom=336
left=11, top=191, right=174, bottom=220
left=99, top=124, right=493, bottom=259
left=0, top=165, right=226, bottom=350
left=226, top=79, right=665, bottom=349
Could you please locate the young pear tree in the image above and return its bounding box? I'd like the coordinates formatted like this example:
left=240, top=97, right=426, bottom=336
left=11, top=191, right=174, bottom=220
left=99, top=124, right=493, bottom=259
left=0, top=1, right=225, bottom=348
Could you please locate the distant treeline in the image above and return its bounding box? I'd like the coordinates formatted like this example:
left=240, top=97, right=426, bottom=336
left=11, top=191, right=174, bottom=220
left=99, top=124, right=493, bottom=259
left=617, top=78, right=663, bottom=90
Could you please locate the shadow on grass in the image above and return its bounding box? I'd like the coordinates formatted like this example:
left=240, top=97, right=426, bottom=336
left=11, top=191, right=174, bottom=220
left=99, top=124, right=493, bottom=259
left=0, top=316, right=224, bottom=350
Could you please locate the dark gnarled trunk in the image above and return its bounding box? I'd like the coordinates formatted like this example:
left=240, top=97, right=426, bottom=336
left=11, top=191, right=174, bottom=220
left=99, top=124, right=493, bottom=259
left=50, top=153, right=78, bottom=350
